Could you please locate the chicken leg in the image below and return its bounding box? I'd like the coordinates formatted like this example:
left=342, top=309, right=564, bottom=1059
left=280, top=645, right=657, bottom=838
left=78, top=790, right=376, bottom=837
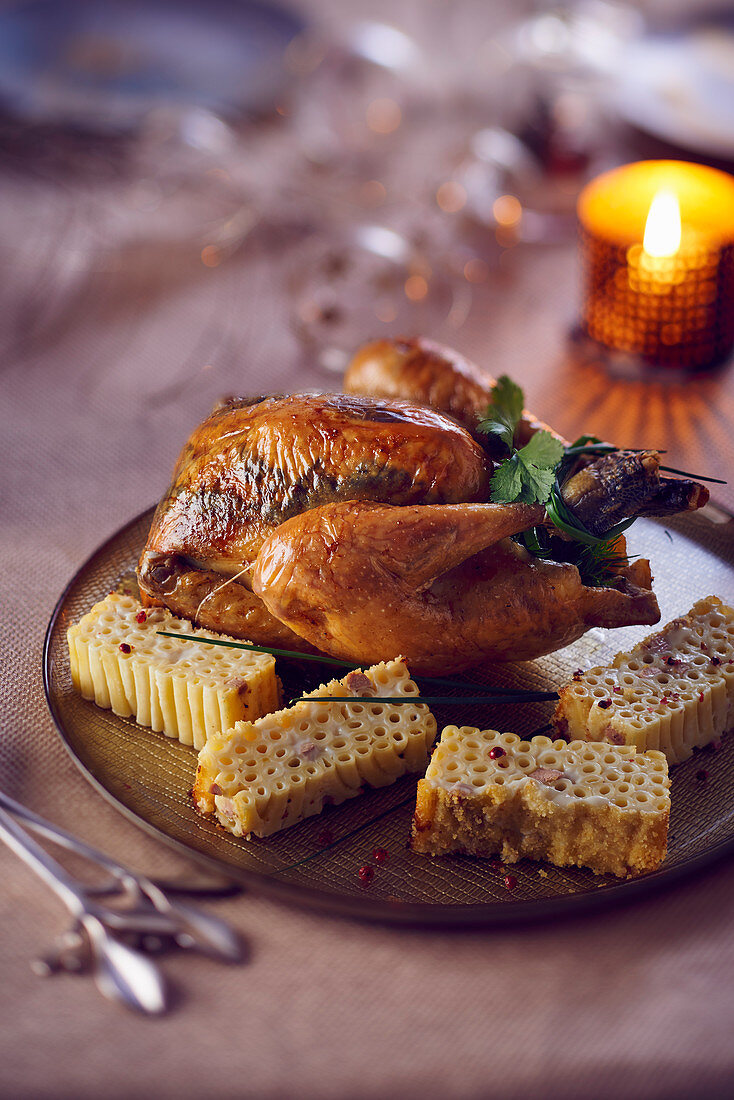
left=252, top=500, right=660, bottom=674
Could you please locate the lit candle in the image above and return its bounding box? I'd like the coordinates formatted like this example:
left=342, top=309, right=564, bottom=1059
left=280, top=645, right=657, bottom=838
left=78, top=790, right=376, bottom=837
left=577, top=160, right=734, bottom=370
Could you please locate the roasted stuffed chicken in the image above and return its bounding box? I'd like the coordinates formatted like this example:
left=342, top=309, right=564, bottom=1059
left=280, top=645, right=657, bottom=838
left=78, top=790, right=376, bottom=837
left=138, top=340, right=709, bottom=673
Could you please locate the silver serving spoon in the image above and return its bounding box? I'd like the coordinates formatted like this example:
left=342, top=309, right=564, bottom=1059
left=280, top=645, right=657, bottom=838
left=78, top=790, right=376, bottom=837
left=0, top=792, right=243, bottom=963
left=0, top=803, right=168, bottom=1015
left=82, top=914, right=168, bottom=1015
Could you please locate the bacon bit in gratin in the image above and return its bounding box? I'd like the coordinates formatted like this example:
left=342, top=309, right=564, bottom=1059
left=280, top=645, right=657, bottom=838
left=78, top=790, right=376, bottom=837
left=226, top=677, right=250, bottom=696
left=345, top=671, right=376, bottom=696
left=529, top=767, right=566, bottom=786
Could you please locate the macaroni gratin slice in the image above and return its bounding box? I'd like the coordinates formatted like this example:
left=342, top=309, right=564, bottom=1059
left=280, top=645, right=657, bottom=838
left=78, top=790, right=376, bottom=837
left=67, top=592, right=280, bottom=748
left=194, top=659, right=436, bottom=838
left=411, top=728, right=670, bottom=877
left=552, top=596, right=734, bottom=764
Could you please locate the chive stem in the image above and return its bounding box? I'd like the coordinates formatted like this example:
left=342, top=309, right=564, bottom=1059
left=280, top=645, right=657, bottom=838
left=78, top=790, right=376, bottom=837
left=290, top=694, right=559, bottom=705
left=658, top=465, right=726, bottom=485
left=415, top=676, right=556, bottom=694
left=157, top=631, right=557, bottom=697
left=156, top=631, right=354, bottom=666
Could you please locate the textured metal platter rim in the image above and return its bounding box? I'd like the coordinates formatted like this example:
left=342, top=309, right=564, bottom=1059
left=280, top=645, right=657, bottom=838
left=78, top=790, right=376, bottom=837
left=43, top=505, right=734, bottom=927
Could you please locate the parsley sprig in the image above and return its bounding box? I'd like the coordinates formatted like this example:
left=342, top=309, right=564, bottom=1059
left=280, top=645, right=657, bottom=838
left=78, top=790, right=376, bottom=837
left=478, top=377, right=724, bottom=587
left=477, top=376, right=565, bottom=505
left=478, top=381, right=639, bottom=580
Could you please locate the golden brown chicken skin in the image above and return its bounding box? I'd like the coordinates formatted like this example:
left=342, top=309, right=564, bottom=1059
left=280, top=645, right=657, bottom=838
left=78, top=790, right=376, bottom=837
left=344, top=336, right=561, bottom=447
left=252, top=500, right=659, bottom=674
left=138, top=393, right=490, bottom=643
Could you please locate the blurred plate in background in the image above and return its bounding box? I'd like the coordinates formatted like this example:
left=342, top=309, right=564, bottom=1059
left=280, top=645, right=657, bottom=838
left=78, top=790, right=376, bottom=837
left=610, top=9, right=734, bottom=160
left=0, top=0, right=305, bottom=129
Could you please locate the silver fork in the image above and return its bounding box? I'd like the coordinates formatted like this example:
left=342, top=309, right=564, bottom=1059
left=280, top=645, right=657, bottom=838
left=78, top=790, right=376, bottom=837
left=0, top=793, right=244, bottom=1014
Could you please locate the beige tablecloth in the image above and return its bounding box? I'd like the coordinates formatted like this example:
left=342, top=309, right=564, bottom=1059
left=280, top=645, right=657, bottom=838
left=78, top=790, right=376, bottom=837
left=2, top=1, right=734, bottom=1097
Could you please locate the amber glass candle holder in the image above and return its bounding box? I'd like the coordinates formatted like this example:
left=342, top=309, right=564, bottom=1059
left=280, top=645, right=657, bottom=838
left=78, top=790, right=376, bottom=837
left=577, top=161, right=734, bottom=372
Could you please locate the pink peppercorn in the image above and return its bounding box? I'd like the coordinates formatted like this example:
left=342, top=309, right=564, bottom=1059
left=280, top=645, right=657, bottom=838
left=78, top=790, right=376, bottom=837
left=119, top=643, right=132, bottom=654
left=135, top=610, right=147, bottom=624
left=358, top=865, right=374, bottom=885
left=503, top=874, right=517, bottom=891
left=372, top=848, right=388, bottom=863
left=489, top=746, right=506, bottom=760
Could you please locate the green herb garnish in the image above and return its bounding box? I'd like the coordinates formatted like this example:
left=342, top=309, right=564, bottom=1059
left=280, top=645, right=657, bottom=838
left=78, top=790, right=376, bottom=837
left=156, top=631, right=557, bottom=696
left=156, top=632, right=354, bottom=666
left=478, top=387, right=632, bottom=578
left=476, top=375, right=525, bottom=449
left=521, top=522, right=634, bottom=588
left=290, top=694, right=558, bottom=705
left=478, top=375, right=565, bottom=505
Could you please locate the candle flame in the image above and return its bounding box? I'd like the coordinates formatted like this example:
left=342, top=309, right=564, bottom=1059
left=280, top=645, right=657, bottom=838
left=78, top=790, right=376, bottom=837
left=642, top=190, right=681, bottom=258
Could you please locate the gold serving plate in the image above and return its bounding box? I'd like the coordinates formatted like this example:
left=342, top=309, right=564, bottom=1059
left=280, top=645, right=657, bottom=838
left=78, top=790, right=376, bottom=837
left=44, top=505, right=734, bottom=925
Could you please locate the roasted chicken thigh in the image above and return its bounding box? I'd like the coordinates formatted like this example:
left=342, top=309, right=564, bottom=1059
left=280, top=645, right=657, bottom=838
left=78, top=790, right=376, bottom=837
left=253, top=500, right=657, bottom=673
